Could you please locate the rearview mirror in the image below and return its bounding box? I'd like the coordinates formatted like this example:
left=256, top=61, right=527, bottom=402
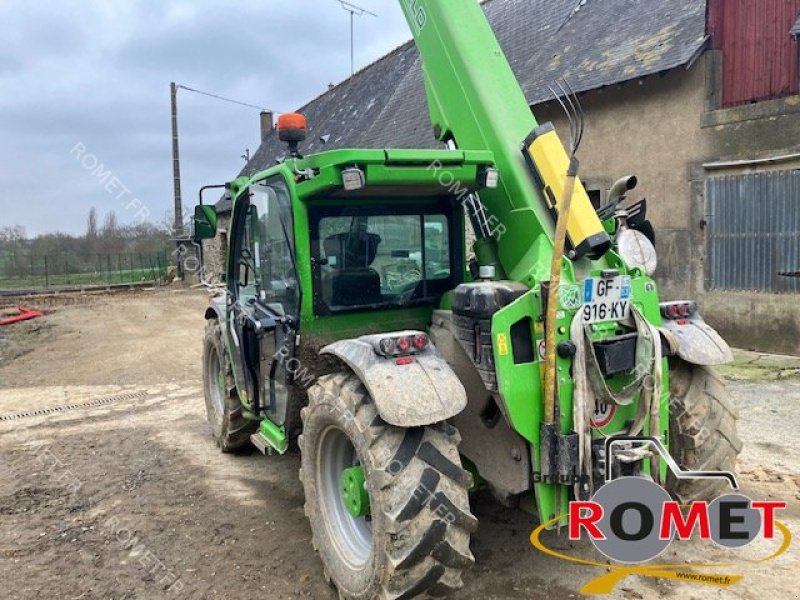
left=193, top=204, right=217, bottom=241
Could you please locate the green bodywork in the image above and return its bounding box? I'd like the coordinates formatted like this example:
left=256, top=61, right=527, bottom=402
left=216, top=148, right=495, bottom=455
left=208, top=0, right=671, bottom=527
left=255, top=418, right=289, bottom=455
left=223, top=148, right=493, bottom=333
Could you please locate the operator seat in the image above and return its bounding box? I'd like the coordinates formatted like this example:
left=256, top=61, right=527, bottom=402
left=323, top=232, right=383, bottom=307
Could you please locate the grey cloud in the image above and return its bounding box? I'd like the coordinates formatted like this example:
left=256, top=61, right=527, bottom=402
left=0, top=0, right=411, bottom=236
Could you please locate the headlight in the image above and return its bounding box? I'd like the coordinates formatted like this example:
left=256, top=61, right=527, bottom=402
left=341, top=166, right=365, bottom=191
left=616, top=228, right=657, bottom=276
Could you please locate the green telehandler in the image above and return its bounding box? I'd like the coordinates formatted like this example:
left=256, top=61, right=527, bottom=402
left=194, top=1, right=741, bottom=598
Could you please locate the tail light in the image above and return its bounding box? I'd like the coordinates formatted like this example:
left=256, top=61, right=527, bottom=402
left=413, top=334, right=429, bottom=350
left=375, top=333, right=429, bottom=357
left=660, top=301, right=697, bottom=321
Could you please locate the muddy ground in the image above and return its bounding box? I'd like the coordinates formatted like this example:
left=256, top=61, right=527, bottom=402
left=0, top=289, right=798, bottom=600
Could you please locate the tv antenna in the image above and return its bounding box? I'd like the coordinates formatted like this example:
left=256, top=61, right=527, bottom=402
left=337, top=1, right=378, bottom=76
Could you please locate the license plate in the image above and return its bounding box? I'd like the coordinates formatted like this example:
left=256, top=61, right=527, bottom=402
left=582, top=276, right=631, bottom=323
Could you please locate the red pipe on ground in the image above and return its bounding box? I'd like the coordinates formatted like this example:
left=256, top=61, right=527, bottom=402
left=0, top=307, right=44, bottom=326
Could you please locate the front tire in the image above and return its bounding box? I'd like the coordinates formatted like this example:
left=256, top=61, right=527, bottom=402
left=202, top=320, right=256, bottom=452
left=666, top=359, right=742, bottom=502
left=299, top=371, right=476, bottom=600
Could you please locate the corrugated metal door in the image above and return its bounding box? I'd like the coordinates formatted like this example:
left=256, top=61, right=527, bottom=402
left=706, top=170, right=800, bottom=293
left=708, top=0, right=800, bottom=107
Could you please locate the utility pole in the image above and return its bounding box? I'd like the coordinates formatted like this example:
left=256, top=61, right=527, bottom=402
left=168, top=82, right=279, bottom=279
left=337, top=1, right=378, bottom=76
left=169, top=85, right=277, bottom=230
left=170, top=81, right=183, bottom=238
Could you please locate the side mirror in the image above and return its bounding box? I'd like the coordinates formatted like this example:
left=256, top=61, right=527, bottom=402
left=193, top=204, right=217, bottom=241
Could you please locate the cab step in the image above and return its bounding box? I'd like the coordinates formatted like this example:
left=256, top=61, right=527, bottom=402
left=250, top=419, right=288, bottom=455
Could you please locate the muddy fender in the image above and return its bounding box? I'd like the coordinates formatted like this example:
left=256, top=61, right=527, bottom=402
left=660, top=310, right=733, bottom=366
left=204, top=293, right=226, bottom=326
left=320, top=331, right=467, bottom=427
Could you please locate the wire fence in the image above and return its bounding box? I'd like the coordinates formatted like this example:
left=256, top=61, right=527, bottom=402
left=0, top=250, right=171, bottom=291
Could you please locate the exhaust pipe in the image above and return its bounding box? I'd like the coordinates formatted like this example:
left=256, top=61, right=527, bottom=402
left=608, top=175, right=637, bottom=206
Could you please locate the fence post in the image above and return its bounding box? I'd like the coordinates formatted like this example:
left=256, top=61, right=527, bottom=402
left=44, top=255, right=49, bottom=288
left=64, top=252, right=69, bottom=285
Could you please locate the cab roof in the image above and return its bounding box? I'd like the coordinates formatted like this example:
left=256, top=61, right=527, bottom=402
left=216, top=148, right=495, bottom=212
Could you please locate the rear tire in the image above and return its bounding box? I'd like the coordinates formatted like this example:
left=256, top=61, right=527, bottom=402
left=203, top=320, right=256, bottom=452
left=666, top=359, right=742, bottom=502
left=299, top=371, right=476, bottom=600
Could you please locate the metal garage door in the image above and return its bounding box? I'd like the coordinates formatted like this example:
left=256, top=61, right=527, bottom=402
left=706, top=170, right=800, bottom=293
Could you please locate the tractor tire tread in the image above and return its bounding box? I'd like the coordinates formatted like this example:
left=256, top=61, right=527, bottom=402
left=300, top=370, right=474, bottom=600
left=203, top=320, right=256, bottom=453
left=666, top=360, right=742, bottom=503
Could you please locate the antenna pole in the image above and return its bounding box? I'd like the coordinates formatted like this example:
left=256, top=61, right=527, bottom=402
left=350, top=9, right=354, bottom=75
left=337, top=1, right=377, bottom=77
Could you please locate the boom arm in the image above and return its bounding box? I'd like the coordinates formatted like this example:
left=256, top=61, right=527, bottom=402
left=398, top=0, right=609, bottom=282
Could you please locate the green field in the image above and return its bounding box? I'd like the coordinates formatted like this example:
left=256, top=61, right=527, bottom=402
left=0, top=267, right=167, bottom=290
left=0, top=250, right=171, bottom=291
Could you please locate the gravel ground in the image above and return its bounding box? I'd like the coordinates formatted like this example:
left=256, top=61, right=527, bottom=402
left=0, top=290, right=797, bottom=599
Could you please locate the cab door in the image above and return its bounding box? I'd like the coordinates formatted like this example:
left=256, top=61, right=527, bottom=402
left=226, top=176, right=299, bottom=424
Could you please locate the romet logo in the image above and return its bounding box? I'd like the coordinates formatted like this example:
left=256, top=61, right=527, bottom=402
left=530, top=435, right=791, bottom=595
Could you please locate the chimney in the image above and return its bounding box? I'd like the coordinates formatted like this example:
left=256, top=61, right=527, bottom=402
left=260, top=110, right=274, bottom=141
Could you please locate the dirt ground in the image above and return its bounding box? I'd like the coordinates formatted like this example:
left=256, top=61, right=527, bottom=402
left=0, top=289, right=798, bottom=600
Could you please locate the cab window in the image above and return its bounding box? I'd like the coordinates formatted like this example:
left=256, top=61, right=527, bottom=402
left=230, top=177, right=298, bottom=317
left=311, top=206, right=460, bottom=314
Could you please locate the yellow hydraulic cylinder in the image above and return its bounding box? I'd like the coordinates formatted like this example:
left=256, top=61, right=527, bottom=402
left=523, top=123, right=610, bottom=260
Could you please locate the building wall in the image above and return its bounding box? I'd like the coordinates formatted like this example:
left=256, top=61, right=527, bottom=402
left=536, top=55, right=800, bottom=354
left=696, top=57, right=800, bottom=355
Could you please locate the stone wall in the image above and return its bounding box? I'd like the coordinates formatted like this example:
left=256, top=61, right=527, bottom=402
left=202, top=214, right=229, bottom=285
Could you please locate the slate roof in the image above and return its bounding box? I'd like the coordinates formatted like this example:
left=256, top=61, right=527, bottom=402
left=219, top=0, right=708, bottom=211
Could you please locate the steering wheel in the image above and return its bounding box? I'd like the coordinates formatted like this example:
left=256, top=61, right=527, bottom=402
left=394, top=279, right=422, bottom=305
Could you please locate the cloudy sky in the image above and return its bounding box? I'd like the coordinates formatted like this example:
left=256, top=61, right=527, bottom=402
left=0, top=1, right=411, bottom=236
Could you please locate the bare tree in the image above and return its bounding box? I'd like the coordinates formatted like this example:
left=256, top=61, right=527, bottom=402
left=86, top=207, right=98, bottom=238
left=0, top=225, right=26, bottom=245
left=102, top=211, right=118, bottom=237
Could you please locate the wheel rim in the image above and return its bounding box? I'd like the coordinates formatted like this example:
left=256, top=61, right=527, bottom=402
left=317, top=425, right=373, bottom=569
left=206, top=349, right=226, bottom=421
